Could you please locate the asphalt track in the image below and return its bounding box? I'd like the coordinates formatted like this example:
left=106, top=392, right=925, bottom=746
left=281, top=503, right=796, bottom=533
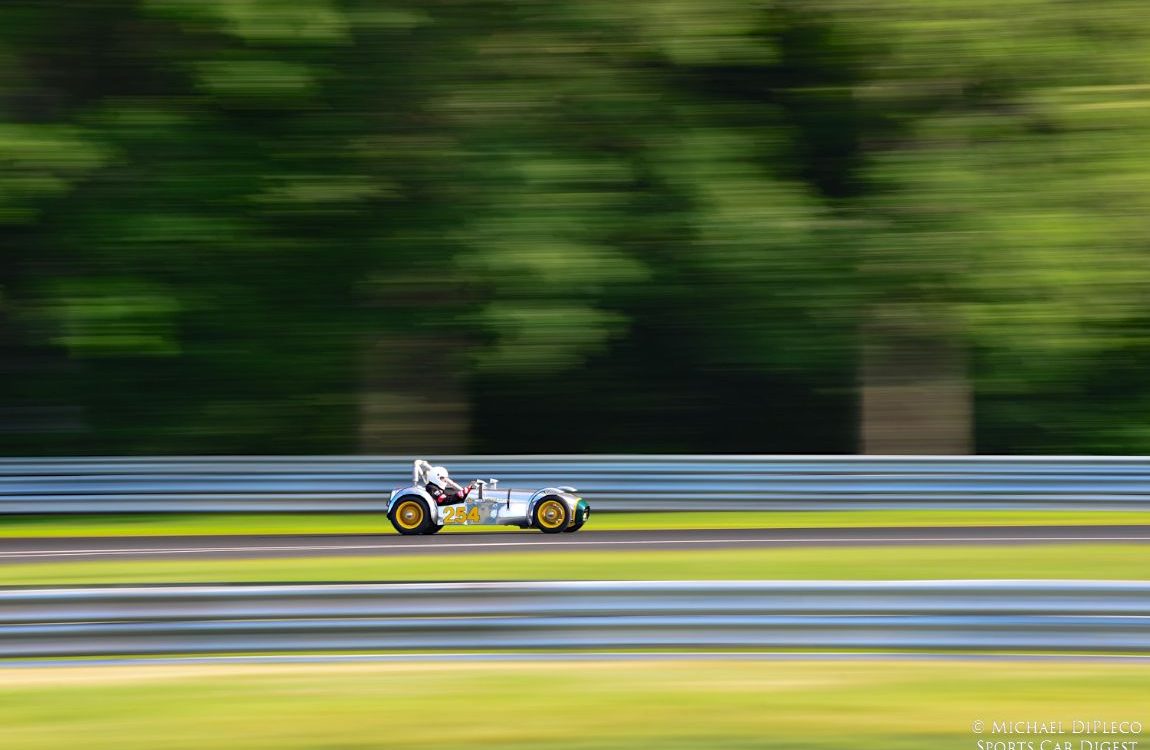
left=10, top=653, right=1150, bottom=667
left=2, top=525, right=1149, bottom=563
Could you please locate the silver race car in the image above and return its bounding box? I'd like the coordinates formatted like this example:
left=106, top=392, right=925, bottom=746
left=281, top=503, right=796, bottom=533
left=386, top=459, right=591, bottom=536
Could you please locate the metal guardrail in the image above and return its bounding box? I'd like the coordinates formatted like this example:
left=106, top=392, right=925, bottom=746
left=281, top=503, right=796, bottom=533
left=2, top=581, right=1147, bottom=657
left=5, top=455, right=1150, bottom=513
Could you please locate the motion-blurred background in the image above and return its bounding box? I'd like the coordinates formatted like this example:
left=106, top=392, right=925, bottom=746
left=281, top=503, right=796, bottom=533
left=3, top=0, right=1150, bottom=457
left=6, top=6, right=1150, bottom=746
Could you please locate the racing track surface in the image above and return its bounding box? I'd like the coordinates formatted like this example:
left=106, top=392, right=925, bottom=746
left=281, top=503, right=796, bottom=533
left=2, top=525, right=1150, bottom=563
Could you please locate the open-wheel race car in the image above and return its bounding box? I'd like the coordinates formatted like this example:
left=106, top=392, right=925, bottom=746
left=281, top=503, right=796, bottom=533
left=386, top=460, right=591, bottom=535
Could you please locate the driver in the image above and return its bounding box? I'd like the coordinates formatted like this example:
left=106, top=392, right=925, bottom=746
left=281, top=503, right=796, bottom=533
left=415, top=460, right=470, bottom=506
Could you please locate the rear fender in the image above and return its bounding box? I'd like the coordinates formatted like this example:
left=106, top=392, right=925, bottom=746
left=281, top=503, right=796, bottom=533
left=387, top=487, right=443, bottom=524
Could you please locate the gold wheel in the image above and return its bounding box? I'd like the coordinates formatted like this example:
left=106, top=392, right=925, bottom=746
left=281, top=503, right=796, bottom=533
left=396, top=500, right=424, bottom=529
left=390, top=497, right=431, bottom=535
left=535, top=498, right=568, bottom=533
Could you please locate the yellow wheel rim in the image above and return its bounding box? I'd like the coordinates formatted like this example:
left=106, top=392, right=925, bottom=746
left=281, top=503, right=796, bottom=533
left=537, top=499, right=567, bottom=530
left=396, top=500, right=424, bottom=530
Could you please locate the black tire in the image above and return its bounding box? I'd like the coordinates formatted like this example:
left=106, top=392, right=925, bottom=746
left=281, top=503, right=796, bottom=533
left=426, top=524, right=445, bottom=535
left=389, top=496, right=434, bottom=535
left=533, top=496, right=569, bottom=534
left=563, top=503, right=590, bottom=532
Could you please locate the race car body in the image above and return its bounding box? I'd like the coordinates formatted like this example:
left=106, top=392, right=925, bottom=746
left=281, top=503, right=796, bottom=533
left=387, top=461, right=590, bottom=535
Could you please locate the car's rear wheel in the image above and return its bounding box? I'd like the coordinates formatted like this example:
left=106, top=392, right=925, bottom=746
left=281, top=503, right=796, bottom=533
left=533, top=497, right=568, bottom=534
left=426, top=524, right=444, bottom=535
left=389, top=496, right=433, bottom=535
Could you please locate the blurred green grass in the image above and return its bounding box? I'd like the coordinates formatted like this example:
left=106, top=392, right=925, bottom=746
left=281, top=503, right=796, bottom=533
left=3, top=659, right=1148, bottom=750
left=2, top=544, right=1146, bottom=586
left=3, top=510, right=1148, bottom=538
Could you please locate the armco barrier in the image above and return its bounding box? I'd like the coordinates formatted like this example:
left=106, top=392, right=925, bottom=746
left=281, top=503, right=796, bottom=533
left=1, top=581, right=1148, bottom=657
left=4, top=456, right=1150, bottom=513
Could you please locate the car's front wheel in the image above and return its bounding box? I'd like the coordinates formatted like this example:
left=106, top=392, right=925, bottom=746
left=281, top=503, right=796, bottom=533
left=389, top=496, right=434, bottom=535
left=564, top=502, right=590, bottom=532
left=533, top=497, right=569, bottom=534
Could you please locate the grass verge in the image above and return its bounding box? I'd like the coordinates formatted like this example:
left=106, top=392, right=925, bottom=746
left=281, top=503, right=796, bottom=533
left=2, top=543, right=1146, bottom=586
left=2, top=509, right=1149, bottom=538
left=2, top=659, right=1148, bottom=750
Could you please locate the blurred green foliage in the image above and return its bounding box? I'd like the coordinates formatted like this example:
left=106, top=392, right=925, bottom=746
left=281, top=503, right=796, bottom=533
left=2, top=0, right=1150, bottom=454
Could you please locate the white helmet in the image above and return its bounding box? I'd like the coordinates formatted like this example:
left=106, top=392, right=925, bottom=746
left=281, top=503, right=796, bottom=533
left=427, top=465, right=452, bottom=490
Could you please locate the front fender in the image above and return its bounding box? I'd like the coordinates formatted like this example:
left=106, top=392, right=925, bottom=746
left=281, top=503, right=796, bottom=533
left=527, top=488, right=581, bottom=525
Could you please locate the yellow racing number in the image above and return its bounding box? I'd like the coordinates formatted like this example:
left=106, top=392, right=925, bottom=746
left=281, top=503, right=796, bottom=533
left=444, top=506, right=482, bottom=524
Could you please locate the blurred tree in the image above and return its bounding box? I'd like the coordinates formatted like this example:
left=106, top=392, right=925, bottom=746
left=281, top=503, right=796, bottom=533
left=3, top=0, right=1150, bottom=456
left=815, top=0, right=1150, bottom=453
left=0, top=0, right=454, bottom=452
